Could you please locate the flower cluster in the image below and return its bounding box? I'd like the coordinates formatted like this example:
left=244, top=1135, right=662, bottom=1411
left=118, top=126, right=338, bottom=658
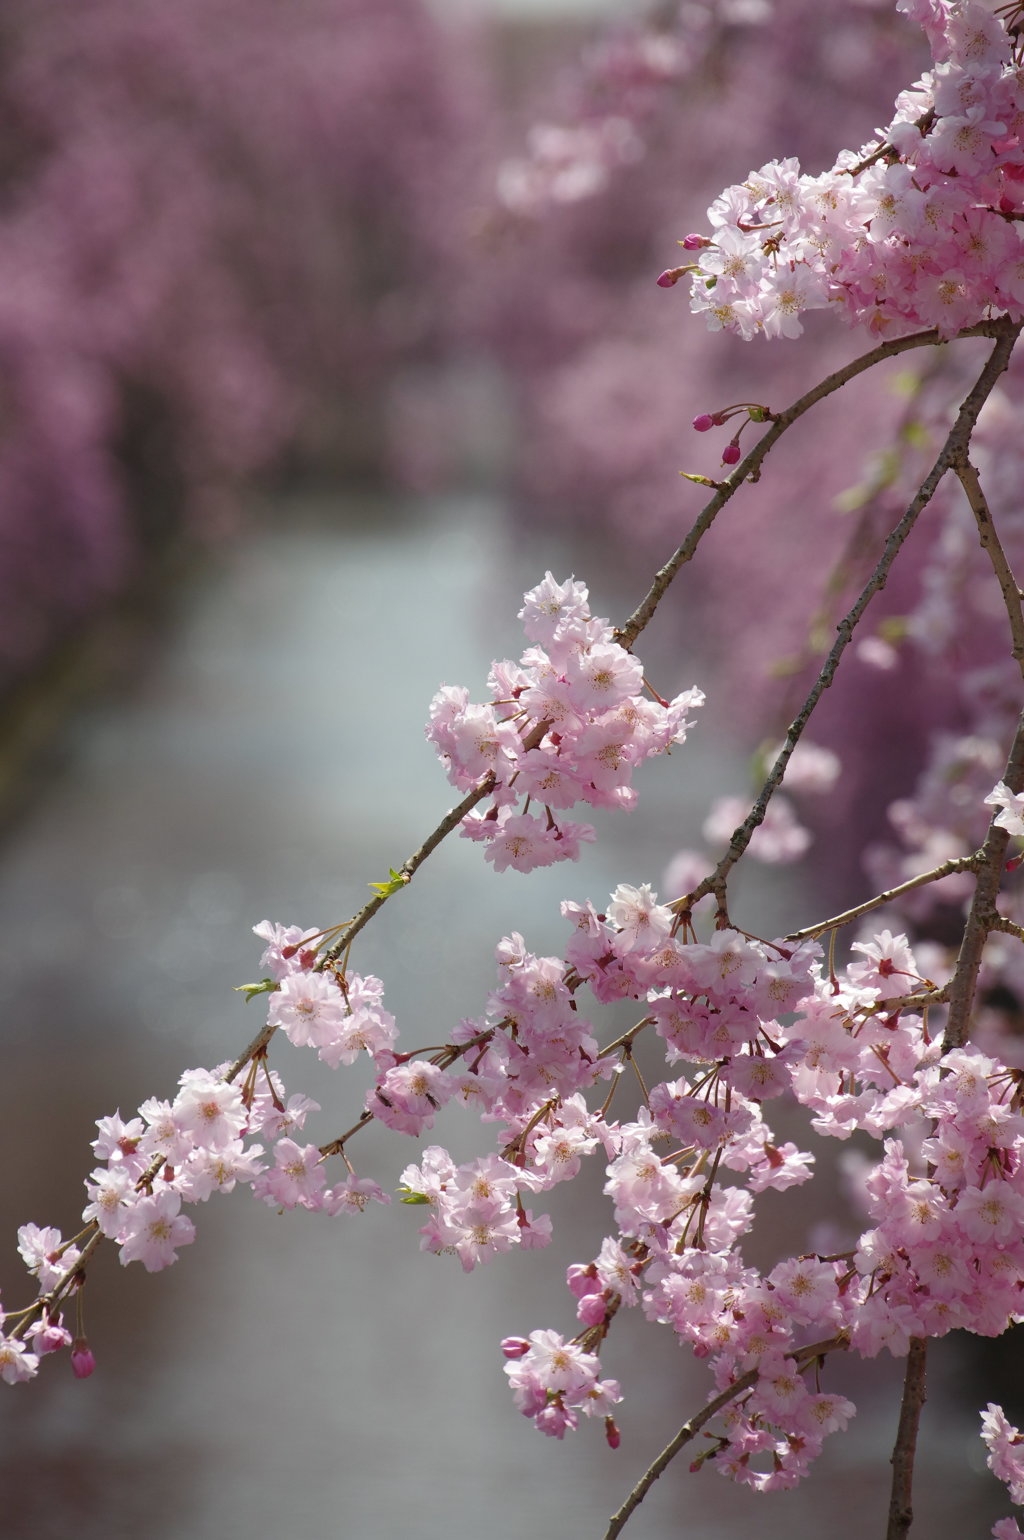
left=685, top=0, right=1024, bottom=341
left=2, top=1069, right=263, bottom=1380
left=482, top=914, right=1024, bottom=1494
left=426, top=573, right=703, bottom=872
left=259, top=921, right=398, bottom=1072
left=399, top=1149, right=553, bottom=1273
left=502, top=1329, right=622, bottom=1441
left=11, top=855, right=1024, bottom=1516
left=1, top=919, right=410, bottom=1377
left=983, top=1401, right=1024, bottom=1537
left=343, top=881, right=1021, bottom=1461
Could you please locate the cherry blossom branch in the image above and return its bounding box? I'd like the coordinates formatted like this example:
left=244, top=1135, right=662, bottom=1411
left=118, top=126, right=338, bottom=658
left=319, top=1029, right=498, bottom=1157
left=226, top=724, right=559, bottom=1082
left=13, top=1141, right=174, bottom=1342
left=318, top=769, right=500, bottom=966
left=601, top=1335, right=849, bottom=1540
left=952, top=453, right=1024, bottom=672
left=237, top=321, right=1021, bottom=1095
left=846, top=110, right=935, bottom=177
left=870, top=986, right=949, bottom=1014
left=941, top=422, right=1024, bottom=1051
left=34, top=1228, right=102, bottom=1322
left=943, top=712, right=1024, bottom=1051
left=319, top=1112, right=374, bottom=1159
left=615, top=319, right=1015, bottom=652
left=596, top=1015, right=655, bottom=1060
left=886, top=1336, right=928, bottom=1540
left=785, top=855, right=982, bottom=943
left=673, top=318, right=1022, bottom=921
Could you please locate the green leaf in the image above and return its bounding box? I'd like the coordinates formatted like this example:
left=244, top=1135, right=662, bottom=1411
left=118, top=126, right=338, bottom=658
left=235, top=977, right=276, bottom=1003
left=369, top=867, right=410, bottom=899
left=398, top=1186, right=430, bottom=1206
left=679, top=472, right=722, bottom=488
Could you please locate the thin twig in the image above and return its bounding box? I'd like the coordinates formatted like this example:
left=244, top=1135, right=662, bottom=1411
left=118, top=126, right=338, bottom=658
left=952, top=454, right=1024, bottom=675
left=870, top=986, right=949, bottom=1014
left=35, top=328, right=1024, bottom=1346
left=943, top=432, right=1024, bottom=1049
left=844, top=111, right=936, bottom=177
left=615, top=319, right=1015, bottom=651
left=596, top=1016, right=655, bottom=1060
left=944, top=715, right=1024, bottom=1052
left=322, top=770, right=500, bottom=966
left=785, top=854, right=981, bottom=942
left=674, top=319, right=1022, bottom=919
left=886, top=1337, right=928, bottom=1540
left=602, top=1335, right=848, bottom=1540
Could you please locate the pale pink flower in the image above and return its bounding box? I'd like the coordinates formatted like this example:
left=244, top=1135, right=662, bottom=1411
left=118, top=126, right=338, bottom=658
left=27, top=1318, right=72, bottom=1356
left=91, top=1112, right=145, bottom=1166
left=173, top=1070, right=248, bottom=1151
left=322, top=1177, right=391, bottom=1216
left=118, top=1191, right=196, bottom=1272
left=83, top=1167, right=136, bottom=1239
left=848, top=929, right=921, bottom=997
left=606, top=882, right=673, bottom=954
left=17, top=1225, right=81, bottom=1292
left=253, top=1139, right=327, bottom=1210
left=0, top=1338, right=38, bottom=1385
left=518, top=572, right=591, bottom=645
left=252, top=921, right=320, bottom=980
left=986, top=781, right=1024, bottom=836
left=955, top=1182, right=1024, bottom=1244
left=982, top=1404, right=1024, bottom=1505
left=268, top=970, right=348, bottom=1049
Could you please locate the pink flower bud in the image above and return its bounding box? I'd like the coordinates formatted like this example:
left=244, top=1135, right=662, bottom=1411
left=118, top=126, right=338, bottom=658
left=692, top=413, right=715, bottom=432
left=577, top=1292, right=608, bottom=1327
left=35, top=1322, right=71, bottom=1355
left=501, top=1336, right=530, bottom=1360
left=605, top=1417, right=621, bottom=1450
left=721, top=443, right=742, bottom=465
left=71, top=1339, right=96, bottom=1379
left=680, top=233, right=707, bottom=250
left=566, top=1262, right=598, bottom=1299
left=656, top=266, right=684, bottom=288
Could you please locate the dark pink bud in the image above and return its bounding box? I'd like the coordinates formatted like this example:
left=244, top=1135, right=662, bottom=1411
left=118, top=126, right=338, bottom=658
left=605, top=1417, right=621, bottom=1450
left=692, top=413, right=716, bottom=432
left=680, top=233, right=708, bottom=250
left=721, top=443, right=742, bottom=465
left=656, top=266, right=685, bottom=288
left=71, top=1339, right=96, bottom=1379
left=500, top=1336, right=530, bottom=1360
